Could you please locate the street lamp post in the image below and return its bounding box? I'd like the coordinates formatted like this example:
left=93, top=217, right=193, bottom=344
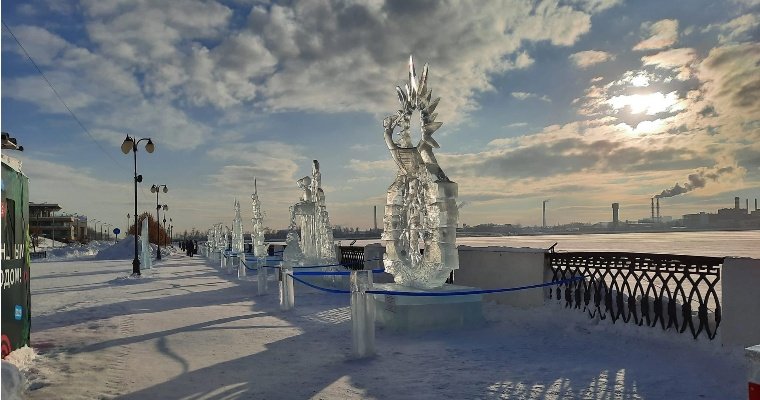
left=150, top=184, right=168, bottom=260
left=122, top=135, right=155, bottom=276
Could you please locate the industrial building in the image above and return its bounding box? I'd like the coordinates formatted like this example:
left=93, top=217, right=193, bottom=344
left=682, top=197, right=760, bottom=229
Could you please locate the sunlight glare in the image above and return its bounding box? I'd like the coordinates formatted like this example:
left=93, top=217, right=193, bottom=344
left=634, top=119, right=664, bottom=134
left=607, top=91, right=678, bottom=115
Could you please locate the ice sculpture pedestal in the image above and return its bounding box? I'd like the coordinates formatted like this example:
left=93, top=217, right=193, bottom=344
left=371, top=283, right=484, bottom=332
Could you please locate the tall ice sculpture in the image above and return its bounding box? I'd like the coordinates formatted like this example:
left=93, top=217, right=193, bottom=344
left=140, top=216, right=153, bottom=269
left=381, top=55, right=459, bottom=289
left=250, top=178, right=267, bottom=257
left=232, top=199, right=244, bottom=254
left=372, top=56, right=483, bottom=331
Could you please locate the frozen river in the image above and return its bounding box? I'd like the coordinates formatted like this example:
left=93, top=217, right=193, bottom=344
left=347, top=230, right=760, bottom=258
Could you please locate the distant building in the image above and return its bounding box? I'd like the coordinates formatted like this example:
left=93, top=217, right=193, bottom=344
left=29, top=203, right=87, bottom=243
left=682, top=196, right=760, bottom=229
left=683, top=212, right=710, bottom=228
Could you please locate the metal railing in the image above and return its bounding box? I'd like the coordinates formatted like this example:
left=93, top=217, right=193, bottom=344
left=339, top=246, right=365, bottom=270
left=30, top=251, right=47, bottom=259
left=547, top=252, right=723, bottom=340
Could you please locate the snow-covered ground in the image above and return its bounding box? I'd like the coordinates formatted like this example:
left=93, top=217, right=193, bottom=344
left=5, top=244, right=746, bottom=399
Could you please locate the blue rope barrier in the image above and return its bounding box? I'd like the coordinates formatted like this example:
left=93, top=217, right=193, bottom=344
left=365, top=276, right=586, bottom=296
left=287, top=273, right=351, bottom=294
left=242, top=258, right=257, bottom=271
left=293, top=268, right=385, bottom=277
left=294, top=270, right=351, bottom=276
left=286, top=274, right=585, bottom=297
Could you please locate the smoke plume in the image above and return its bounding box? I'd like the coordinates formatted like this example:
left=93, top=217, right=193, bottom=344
left=655, top=166, right=734, bottom=198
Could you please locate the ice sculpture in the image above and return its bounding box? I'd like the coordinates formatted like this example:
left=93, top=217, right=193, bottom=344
left=250, top=178, right=267, bottom=257
left=210, top=223, right=225, bottom=254
left=282, top=231, right=304, bottom=265
left=285, top=160, right=336, bottom=265
left=381, top=56, right=459, bottom=289
left=232, top=199, right=244, bottom=253
left=140, top=216, right=153, bottom=269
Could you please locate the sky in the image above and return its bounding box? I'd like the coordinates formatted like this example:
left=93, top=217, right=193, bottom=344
left=1, top=0, right=759, bottom=234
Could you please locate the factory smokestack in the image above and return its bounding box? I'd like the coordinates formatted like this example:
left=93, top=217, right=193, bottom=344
left=747, top=199, right=750, bottom=214
left=612, top=203, right=619, bottom=228
left=735, top=196, right=740, bottom=209
left=373, top=206, right=378, bottom=230
left=542, top=199, right=550, bottom=228
left=651, top=198, right=655, bottom=221
left=656, top=197, right=660, bottom=222
left=755, top=198, right=758, bottom=211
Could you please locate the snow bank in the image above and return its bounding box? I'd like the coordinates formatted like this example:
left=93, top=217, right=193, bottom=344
left=1, top=361, right=24, bottom=400
left=3, top=346, right=37, bottom=399
left=94, top=235, right=140, bottom=260
left=34, top=241, right=112, bottom=262
left=31, top=237, right=67, bottom=250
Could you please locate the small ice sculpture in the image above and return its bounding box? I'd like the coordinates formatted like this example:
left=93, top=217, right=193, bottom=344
left=381, top=56, right=459, bottom=289
left=285, top=160, right=336, bottom=265
left=140, top=216, right=153, bottom=269
left=250, top=178, right=268, bottom=257
left=232, top=199, right=245, bottom=253
left=283, top=231, right=305, bottom=265
left=222, top=225, right=230, bottom=251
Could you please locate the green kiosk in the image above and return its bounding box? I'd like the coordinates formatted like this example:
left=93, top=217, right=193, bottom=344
left=1, top=134, right=31, bottom=358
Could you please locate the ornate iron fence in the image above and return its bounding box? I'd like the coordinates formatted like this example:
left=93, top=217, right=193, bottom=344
left=547, top=252, right=723, bottom=340
left=339, top=246, right=365, bottom=270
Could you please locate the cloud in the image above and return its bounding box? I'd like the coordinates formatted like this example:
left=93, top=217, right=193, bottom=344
left=698, top=43, right=760, bottom=122
left=248, top=0, right=591, bottom=121
left=450, top=121, right=714, bottom=181
left=641, top=48, right=697, bottom=80
left=717, top=14, right=760, bottom=43
left=566, top=0, right=623, bottom=13
left=15, top=155, right=135, bottom=218
left=206, top=140, right=305, bottom=188
left=511, top=92, right=551, bottom=102
left=3, top=25, right=212, bottom=151
left=505, top=122, right=529, bottom=128
left=7, top=1, right=600, bottom=128
left=569, top=50, right=615, bottom=68
left=633, top=19, right=679, bottom=51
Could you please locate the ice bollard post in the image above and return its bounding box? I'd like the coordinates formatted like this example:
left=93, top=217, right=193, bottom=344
left=238, top=255, right=246, bottom=279
left=257, top=256, right=268, bottom=295
left=279, top=264, right=295, bottom=310
left=351, top=270, right=375, bottom=358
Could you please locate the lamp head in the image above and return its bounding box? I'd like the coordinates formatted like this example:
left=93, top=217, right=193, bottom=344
left=163, top=186, right=168, bottom=193
left=162, top=205, right=169, bottom=211
left=150, top=184, right=157, bottom=193
left=121, top=135, right=134, bottom=154
left=145, top=139, right=155, bottom=153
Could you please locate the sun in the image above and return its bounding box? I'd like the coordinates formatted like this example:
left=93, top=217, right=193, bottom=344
left=608, top=91, right=679, bottom=115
